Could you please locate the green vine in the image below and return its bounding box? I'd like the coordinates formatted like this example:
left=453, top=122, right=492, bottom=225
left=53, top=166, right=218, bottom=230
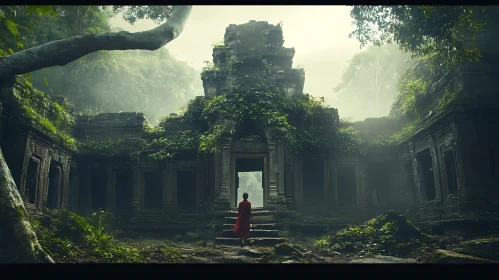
left=12, top=76, right=76, bottom=149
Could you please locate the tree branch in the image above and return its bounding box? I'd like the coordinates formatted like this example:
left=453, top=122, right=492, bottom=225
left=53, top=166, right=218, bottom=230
left=0, top=5, right=192, bottom=79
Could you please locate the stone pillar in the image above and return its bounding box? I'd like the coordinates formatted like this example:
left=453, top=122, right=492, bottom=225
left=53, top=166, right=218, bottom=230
left=331, top=160, right=339, bottom=205
left=214, top=151, right=222, bottom=196
left=209, top=156, right=216, bottom=203
left=429, top=133, right=443, bottom=202
left=215, top=137, right=232, bottom=209
left=360, top=163, right=369, bottom=208
left=410, top=141, right=423, bottom=203
left=277, top=139, right=285, bottom=196
left=293, top=153, right=303, bottom=207
left=268, top=136, right=278, bottom=200
left=451, top=115, right=479, bottom=200
left=284, top=144, right=294, bottom=203
left=164, top=162, right=175, bottom=216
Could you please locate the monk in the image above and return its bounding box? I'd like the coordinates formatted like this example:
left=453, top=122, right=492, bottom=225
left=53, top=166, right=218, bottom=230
left=234, top=192, right=253, bottom=248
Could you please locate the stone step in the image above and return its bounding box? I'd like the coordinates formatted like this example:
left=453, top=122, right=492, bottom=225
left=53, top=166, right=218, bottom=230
left=222, top=223, right=275, bottom=230
left=215, top=237, right=286, bottom=246
left=222, top=229, right=279, bottom=238
left=216, top=210, right=272, bottom=217
left=224, top=215, right=275, bottom=223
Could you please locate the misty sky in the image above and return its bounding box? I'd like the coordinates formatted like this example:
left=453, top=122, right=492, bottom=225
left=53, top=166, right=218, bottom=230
left=109, top=5, right=363, bottom=107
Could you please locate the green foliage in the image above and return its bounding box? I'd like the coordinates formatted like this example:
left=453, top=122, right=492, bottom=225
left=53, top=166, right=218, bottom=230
left=349, top=5, right=489, bottom=62
left=146, top=128, right=201, bottom=160
left=199, top=77, right=341, bottom=154
left=110, top=5, right=173, bottom=25
left=388, top=52, right=463, bottom=141
left=12, top=77, right=76, bottom=149
left=30, top=209, right=184, bottom=263
left=314, top=211, right=427, bottom=257
left=77, top=136, right=148, bottom=157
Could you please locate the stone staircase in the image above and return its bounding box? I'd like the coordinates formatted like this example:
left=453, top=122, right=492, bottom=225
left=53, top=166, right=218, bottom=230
left=215, top=207, right=287, bottom=246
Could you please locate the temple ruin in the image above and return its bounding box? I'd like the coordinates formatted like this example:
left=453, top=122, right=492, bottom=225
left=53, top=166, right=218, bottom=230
left=1, top=20, right=499, bottom=240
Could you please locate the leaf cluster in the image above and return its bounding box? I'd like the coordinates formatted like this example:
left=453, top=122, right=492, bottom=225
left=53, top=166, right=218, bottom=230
left=349, top=5, right=489, bottom=62
left=12, top=76, right=76, bottom=149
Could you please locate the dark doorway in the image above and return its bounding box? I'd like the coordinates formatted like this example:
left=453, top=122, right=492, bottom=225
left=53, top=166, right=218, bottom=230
left=235, top=157, right=265, bottom=207
left=337, top=164, right=357, bottom=206
left=177, top=171, right=196, bottom=210
left=418, top=149, right=436, bottom=201
left=367, top=165, right=391, bottom=205
left=90, top=168, right=107, bottom=210
left=115, top=170, right=134, bottom=214
left=444, top=150, right=458, bottom=195
left=47, top=161, right=62, bottom=209
left=25, top=157, right=41, bottom=205
left=68, top=167, right=78, bottom=211
left=404, top=161, right=416, bottom=203
left=302, top=158, right=325, bottom=206
left=144, top=171, right=163, bottom=209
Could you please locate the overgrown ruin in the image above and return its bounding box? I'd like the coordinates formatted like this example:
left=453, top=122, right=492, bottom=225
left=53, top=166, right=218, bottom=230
left=1, top=20, right=499, bottom=250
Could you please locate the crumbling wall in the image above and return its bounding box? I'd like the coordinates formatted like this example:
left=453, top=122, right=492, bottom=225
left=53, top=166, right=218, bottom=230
left=76, top=112, right=147, bottom=141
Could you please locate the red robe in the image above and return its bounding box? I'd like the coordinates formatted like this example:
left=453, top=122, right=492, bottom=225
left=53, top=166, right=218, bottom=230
left=234, top=200, right=252, bottom=239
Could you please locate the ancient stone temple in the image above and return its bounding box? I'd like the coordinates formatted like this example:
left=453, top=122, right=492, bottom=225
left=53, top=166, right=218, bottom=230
left=1, top=19, right=498, bottom=234
left=201, top=20, right=341, bottom=211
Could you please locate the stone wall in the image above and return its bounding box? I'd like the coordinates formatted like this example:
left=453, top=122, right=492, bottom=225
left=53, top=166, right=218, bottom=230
left=0, top=80, right=75, bottom=214
left=76, top=112, right=147, bottom=140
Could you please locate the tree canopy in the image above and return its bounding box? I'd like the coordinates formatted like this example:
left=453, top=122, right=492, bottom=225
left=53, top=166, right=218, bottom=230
left=349, top=6, right=490, bottom=63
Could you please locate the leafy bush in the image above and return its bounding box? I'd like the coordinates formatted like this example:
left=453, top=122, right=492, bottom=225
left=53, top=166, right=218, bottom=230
left=314, top=211, right=430, bottom=257
left=30, top=209, right=186, bottom=263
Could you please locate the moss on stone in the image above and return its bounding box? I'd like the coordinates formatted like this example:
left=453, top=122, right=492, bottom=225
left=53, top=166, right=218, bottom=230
left=274, top=243, right=305, bottom=256
left=453, top=238, right=499, bottom=261
left=314, top=210, right=430, bottom=257
left=431, top=249, right=496, bottom=264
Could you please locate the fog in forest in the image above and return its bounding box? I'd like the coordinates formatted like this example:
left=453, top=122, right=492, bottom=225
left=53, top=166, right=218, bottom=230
left=26, top=6, right=412, bottom=124
left=109, top=6, right=410, bottom=122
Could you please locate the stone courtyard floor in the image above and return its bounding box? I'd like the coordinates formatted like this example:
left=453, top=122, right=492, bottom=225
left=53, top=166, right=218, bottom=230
left=114, top=234, right=417, bottom=264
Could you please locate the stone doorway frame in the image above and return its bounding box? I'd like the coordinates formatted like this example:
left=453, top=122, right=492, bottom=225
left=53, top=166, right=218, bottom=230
left=230, top=153, right=269, bottom=208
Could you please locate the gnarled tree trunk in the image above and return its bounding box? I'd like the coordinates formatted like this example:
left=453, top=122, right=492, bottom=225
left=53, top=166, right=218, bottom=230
left=0, top=5, right=192, bottom=263
left=0, top=148, right=54, bottom=263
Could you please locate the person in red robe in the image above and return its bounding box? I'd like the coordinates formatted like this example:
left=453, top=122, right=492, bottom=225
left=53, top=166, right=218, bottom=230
left=234, top=192, right=253, bottom=248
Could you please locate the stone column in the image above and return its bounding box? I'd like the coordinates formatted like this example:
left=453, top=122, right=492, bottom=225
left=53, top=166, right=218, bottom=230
left=214, top=151, right=222, bottom=196
left=451, top=115, right=479, bottom=200
left=284, top=143, right=294, bottom=204
left=410, top=141, right=423, bottom=203
left=215, top=137, right=232, bottom=209
left=277, top=139, right=286, bottom=196
left=331, top=160, right=339, bottom=205
left=293, top=153, right=303, bottom=207
left=429, top=134, right=443, bottom=202
left=360, top=163, right=369, bottom=208
left=268, top=136, right=278, bottom=200
left=209, top=156, right=216, bottom=204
